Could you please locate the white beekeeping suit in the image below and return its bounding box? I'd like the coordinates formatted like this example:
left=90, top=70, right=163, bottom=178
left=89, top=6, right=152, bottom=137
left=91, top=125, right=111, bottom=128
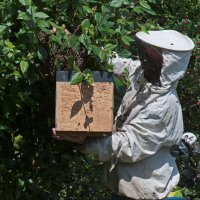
left=79, top=30, right=195, bottom=199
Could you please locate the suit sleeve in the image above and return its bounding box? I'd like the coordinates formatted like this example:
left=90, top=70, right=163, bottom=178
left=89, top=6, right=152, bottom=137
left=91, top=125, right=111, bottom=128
left=79, top=103, right=170, bottom=163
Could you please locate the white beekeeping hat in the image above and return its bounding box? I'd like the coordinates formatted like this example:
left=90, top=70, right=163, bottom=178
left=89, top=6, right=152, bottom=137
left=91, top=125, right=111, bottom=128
left=135, top=30, right=195, bottom=51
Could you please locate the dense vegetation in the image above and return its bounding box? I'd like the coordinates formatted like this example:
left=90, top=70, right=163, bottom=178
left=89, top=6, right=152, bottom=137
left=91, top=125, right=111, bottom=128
left=0, top=0, right=199, bottom=199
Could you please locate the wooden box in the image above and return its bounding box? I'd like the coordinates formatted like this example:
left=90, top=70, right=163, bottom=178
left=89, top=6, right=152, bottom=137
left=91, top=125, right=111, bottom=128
left=55, top=71, right=114, bottom=136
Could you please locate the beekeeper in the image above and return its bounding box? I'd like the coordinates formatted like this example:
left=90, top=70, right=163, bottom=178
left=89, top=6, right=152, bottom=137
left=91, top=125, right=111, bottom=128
left=52, top=30, right=195, bottom=200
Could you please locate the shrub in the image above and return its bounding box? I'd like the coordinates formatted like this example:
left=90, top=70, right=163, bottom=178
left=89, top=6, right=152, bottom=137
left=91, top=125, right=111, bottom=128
left=0, top=0, right=199, bottom=199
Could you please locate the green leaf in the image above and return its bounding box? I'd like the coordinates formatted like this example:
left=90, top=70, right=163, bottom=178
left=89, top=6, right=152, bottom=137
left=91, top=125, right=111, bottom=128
left=68, top=36, right=80, bottom=48
left=51, top=34, right=62, bottom=45
left=92, top=45, right=101, bottom=56
left=94, top=13, right=103, bottom=24
left=87, top=0, right=102, bottom=3
left=168, top=187, right=183, bottom=197
left=34, top=12, right=49, bottom=19
left=0, top=25, right=7, bottom=34
left=119, top=49, right=132, bottom=58
left=148, top=0, right=156, bottom=3
left=81, top=19, right=90, bottom=34
left=5, top=40, right=14, bottom=48
left=17, top=11, right=30, bottom=21
left=6, top=22, right=12, bottom=27
left=0, top=124, right=8, bottom=130
left=139, top=0, right=151, bottom=9
left=37, top=20, right=50, bottom=29
left=19, top=0, right=31, bottom=6
left=141, top=7, right=156, bottom=15
left=104, top=63, right=114, bottom=72
left=7, top=52, right=14, bottom=59
left=13, top=71, right=21, bottom=78
left=88, top=24, right=94, bottom=36
left=134, top=6, right=143, bottom=14
left=137, top=23, right=149, bottom=32
left=37, top=45, right=48, bottom=61
left=14, top=134, right=23, bottom=150
left=99, top=50, right=106, bottom=61
left=121, top=35, right=134, bottom=46
left=19, top=0, right=26, bottom=6
left=83, top=6, right=92, bottom=13
left=104, top=44, right=117, bottom=51
left=70, top=72, right=84, bottom=85
left=123, top=0, right=132, bottom=5
left=17, top=178, right=25, bottom=188
left=108, top=29, right=115, bottom=35
left=83, top=69, right=94, bottom=84
left=114, top=77, right=125, bottom=89
left=110, top=0, right=124, bottom=8
left=20, top=61, right=29, bottom=74
left=101, top=4, right=111, bottom=13
left=39, top=27, right=51, bottom=35
left=79, top=34, right=91, bottom=49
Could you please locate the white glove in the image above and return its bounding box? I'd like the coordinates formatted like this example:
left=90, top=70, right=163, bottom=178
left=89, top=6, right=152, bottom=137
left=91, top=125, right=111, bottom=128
left=181, top=132, right=197, bottom=146
left=108, top=52, right=138, bottom=75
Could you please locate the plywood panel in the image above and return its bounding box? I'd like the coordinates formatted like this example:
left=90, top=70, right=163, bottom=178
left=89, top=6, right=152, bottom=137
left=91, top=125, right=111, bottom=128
left=55, top=82, right=113, bottom=136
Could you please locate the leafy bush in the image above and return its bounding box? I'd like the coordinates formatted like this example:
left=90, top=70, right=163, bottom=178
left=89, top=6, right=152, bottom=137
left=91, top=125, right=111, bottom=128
left=0, top=0, right=199, bottom=199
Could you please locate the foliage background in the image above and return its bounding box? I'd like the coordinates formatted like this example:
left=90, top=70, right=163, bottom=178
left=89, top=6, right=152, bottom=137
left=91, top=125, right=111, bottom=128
left=0, top=0, right=199, bottom=199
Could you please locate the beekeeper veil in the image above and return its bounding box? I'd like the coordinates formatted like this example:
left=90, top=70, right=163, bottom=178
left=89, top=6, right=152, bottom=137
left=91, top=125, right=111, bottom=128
left=135, top=30, right=195, bottom=88
left=114, top=30, right=195, bottom=130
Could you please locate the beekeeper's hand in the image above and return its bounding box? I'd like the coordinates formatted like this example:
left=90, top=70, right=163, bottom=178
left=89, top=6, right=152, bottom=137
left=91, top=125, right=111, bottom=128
left=52, top=128, right=86, bottom=144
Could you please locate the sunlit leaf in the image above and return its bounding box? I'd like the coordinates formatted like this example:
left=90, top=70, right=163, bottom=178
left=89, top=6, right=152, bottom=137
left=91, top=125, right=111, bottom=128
left=121, top=35, right=134, bottom=45
left=0, top=25, right=7, bottom=34
left=20, top=61, right=29, bottom=74
left=34, top=12, right=49, bottom=19
left=110, top=0, right=124, bottom=8
left=139, top=0, right=151, bottom=10
left=81, top=19, right=90, bottom=34
left=104, top=44, right=117, bottom=51
left=99, top=49, right=106, bottom=61
left=17, top=11, right=30, bottom=21
left=83, top=6, right=92, bottom=13
left=134, top=6, right=143, bottom=14
left=79, top=34, right=91, bottom=49
left=37, top=20, right=50, bottom=29
left=167, top=187, right=183, bottom=197
left=83, top=69, right=94, bottom=84
left=13, top=71, right=21, bottom=78
left=148, top=0, right=156, bottom=3
left=19, top=0, right=31, bottom=6
left=17, top=178, right=25, bottom=188
left=70, top=72, right=84, bottom=85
